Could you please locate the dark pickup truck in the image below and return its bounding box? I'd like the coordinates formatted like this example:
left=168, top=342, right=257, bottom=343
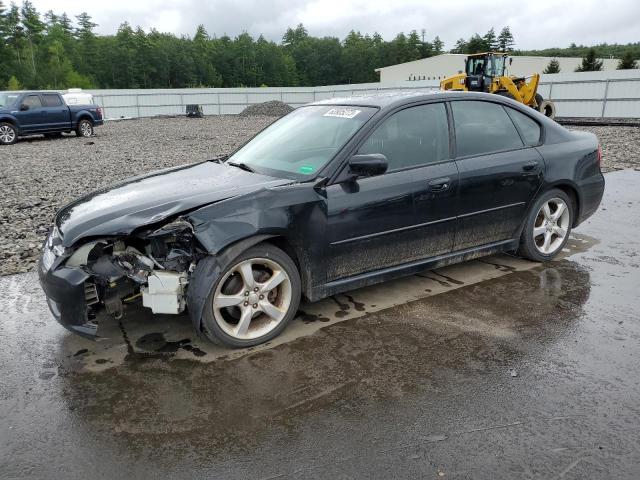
left=0, top=91, right=103, bottom=145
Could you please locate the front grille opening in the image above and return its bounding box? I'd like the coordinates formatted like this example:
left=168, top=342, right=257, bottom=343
left=84, top=282, right=99, bottom=306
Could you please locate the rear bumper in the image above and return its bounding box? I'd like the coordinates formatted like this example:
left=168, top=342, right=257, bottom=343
left=38, top=253, right=97, bottom=339
left=576, top=172, right=605, bottom=227
left=94, top=118, right=104, bottom=127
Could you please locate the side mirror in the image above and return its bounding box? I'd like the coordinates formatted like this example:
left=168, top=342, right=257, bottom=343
left=348, top=154, right=388, bottom=178
left=20, top=104, right=29, bottom=111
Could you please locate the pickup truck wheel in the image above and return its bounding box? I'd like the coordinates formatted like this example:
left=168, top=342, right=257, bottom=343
left=76, top=119, right=93, bottom=138
left=0, top=123, right=17, bottom=145
left=201, top=244, right=301, bottom=348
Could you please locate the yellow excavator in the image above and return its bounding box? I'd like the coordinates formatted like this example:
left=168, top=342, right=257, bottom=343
left=440, top=52, right=556, bottom=118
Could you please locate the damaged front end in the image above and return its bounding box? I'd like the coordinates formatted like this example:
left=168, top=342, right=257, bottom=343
left=38, top=218, right=204, bottom=339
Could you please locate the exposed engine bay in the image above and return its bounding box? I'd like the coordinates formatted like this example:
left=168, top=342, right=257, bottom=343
left=65, top=218, right=203, bottom=321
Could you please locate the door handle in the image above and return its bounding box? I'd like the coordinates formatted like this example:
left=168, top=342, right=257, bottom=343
left=522, top=161, right=538, bottom=171
left=428, top=177, right=451, bottom=192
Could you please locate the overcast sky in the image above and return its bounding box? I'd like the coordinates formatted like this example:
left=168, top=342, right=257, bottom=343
left=27, top=0, right=639, bottom=50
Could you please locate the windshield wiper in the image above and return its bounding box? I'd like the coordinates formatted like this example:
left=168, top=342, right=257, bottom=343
left=226, top=161, right=256, bottom=173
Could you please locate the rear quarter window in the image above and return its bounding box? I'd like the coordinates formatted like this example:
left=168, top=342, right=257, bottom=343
left=451, top=100, right=524, bottom=157
left=505, top=107, right=542, bottom=146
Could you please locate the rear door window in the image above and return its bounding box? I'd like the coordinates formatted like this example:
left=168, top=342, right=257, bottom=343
left=42, top=94, right=63, bottom=107
left=22, top=95, right=42, bottom=109
left=505, top=107, right=542, bottom=146
left=451, top=100, right=524, bottom=157
left=358, top=103, right=450, bottom=170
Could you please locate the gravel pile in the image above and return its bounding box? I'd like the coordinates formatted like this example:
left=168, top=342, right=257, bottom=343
left=240, top=100, right=294, bottom=117
left=1, top=118, right=638, bottom=276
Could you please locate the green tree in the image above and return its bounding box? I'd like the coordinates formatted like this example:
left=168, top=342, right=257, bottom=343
left=543, top=58, right=561, bottom=74
left=617, top=50, right=637, bottom=69
left=575, top=48, right=603, bottom=71
left=450, top=38, right=467, bottom=54
left=432, top=36, right=444, bottom=55
left=466, top=34, right=485, bottom=54
left=20, top=0, right=45, bottom=85
left=7, top=75, right=22, bottom=90
left=74, top=12, right=98, bottom=80
left=483, top=27, right=497, bottom=51
left=497, top=26, right=515, bottom=52
left=406, top=30, right=423, bottom=60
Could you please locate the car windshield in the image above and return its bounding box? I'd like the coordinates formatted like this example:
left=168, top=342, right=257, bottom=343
left=228, top=105, right=377, bottom=179
left=0, top=92, right=20, bottom=108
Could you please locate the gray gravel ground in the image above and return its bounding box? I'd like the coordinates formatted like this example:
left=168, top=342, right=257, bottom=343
left=1, top=117, right=638, bottom=276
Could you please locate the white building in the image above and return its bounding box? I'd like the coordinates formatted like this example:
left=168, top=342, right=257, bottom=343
left=375, top=53, right=620, bottom=83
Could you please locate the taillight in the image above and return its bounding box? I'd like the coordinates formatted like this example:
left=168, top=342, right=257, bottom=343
left=597, top=144, right=602, bottom=169
left=97, top=107, right=103, bottom=118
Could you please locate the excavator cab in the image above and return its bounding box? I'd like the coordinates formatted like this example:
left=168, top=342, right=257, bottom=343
left=464, top=53, right=508, bottom=92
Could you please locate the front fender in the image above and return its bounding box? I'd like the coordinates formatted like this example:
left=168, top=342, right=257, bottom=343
left=0, top=114, right=20, bottom=132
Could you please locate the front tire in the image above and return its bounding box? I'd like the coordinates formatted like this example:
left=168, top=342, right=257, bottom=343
left=201, top=244, right=301, bottom=348
left=76, top=119, right=93, bottom=137
left=518, top=189, right=573, bottom=262
left=0, top=122, right=17, bottom=145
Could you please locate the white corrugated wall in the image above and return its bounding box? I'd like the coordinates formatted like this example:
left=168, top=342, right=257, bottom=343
left=86, top=70, right=640, bottom=120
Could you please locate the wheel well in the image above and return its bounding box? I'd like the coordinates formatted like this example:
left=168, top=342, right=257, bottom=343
left=552, top=184, right=580, bottom=226
left=261, top=236, right=310, bottom=296
left=77, top=115, right=93, bottom=124
left=0, top=118, right=17, bottom=128
left=263, top=236, right=301, bottom=270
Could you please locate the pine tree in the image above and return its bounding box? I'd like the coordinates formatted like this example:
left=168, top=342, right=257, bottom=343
left=617, top=50, right=637, bottom=69
left=432, top=36, right=444, bottom=55
left=483, top=27, right=497, bottom=51
left=575, top=48, right=603, bottom=71
left=543, top=58, right=561, bottom=74
left=466, top=34, right=485, bottom=54
left=75, top=12, right=98, bottom=80
left=20, top=0, right=45, bottom=83
left=0, top=0, right=9, bottom=85
left=451, top=38, right=467, bottom=54
left=497, top=27, right=515, bottom=52
left=7, top=75, right=22, bottom=90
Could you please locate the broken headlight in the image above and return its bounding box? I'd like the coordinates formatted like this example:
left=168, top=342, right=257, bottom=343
left=41, top=226, right=66, bottom=271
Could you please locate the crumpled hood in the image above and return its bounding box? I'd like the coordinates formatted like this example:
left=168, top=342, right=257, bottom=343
left=56, top=161, right=292, bottom=247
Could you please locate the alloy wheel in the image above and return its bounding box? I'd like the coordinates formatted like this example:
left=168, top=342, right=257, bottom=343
left=533, top=197, right=570, bottom=255
left=0, top=125, right=16, bottom=144
left=80, top=121, right=92, bottom=137
left=212, top=258, right=292, bottom=340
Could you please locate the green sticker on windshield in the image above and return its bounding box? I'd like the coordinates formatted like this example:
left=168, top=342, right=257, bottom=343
left=299, top=165, right=315, bottom=175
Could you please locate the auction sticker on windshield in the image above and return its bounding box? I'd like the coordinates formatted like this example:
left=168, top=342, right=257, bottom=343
left=323, top=107, right=361, bottom=119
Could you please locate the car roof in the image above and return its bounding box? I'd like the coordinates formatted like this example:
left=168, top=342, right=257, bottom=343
left=309, top=90, right=510, bottom=110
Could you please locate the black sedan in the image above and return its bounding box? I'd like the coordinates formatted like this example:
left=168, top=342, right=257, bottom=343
left=39, top=91, right=605, bottom=347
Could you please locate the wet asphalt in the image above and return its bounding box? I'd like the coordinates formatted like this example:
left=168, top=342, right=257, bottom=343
left=1, top=169, right=639, bottom=480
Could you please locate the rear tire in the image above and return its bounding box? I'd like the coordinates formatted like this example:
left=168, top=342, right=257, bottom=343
left=76, top=119, right=93, bottom=137
left=0, top=122, right=17, bottom=145
left=535, top=93, right=544, bottom=108
left=535, top=93, right=556, bottom=118
left=200, top=244, right=301, bottom=348
left=518, top=189, right=573, bottom=262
